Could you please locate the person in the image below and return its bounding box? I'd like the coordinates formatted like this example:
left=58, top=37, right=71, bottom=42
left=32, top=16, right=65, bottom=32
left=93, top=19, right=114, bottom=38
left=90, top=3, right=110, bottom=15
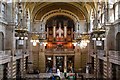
left=57, top=69, right=60, bottom=76
left=46, top=67, right=49, bottom=73
left=68, top=64, right=73, bottom=73
left=52, top=66, right=56, bottom=73
left=86, top=65, right=89, bottom=74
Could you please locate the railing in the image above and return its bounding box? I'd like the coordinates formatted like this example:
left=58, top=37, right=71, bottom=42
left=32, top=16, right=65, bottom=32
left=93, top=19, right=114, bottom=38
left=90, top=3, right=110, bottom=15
left=109, top=50, right=120, bottom=61
left=5, top=50, right=12, bottom=56
left=0, top=49, right=29, bottom=63
left=14, top=49, right=23, bottom=56
left=97, top=50, right=105, bottom=57
left=14, top=49, right=29, bottom=56
left=0, top=51, right=10, bottom=61
left=45, top=49, right=75, bottom=54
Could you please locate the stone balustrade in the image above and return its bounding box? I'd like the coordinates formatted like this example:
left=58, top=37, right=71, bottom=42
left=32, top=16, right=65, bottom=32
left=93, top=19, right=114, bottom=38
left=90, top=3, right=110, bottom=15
left=97, top=50, right=105, bottom=57
left=0, top=51, right=11, bottom=64
left=109, top=50, right=120, bottom=61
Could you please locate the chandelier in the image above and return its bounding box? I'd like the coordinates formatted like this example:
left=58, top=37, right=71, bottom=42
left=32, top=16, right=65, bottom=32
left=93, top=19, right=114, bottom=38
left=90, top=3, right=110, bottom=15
left=75, top=32, right=90, bottom=48
left=91, top=27, right=106, bottom=41
left=30, top=32, right=46, bottom=46
left=79, top=32, right=90, bottom=48
left=15, top=2, right=28, bottom=40
left=15, top=26, right=28, bottom=40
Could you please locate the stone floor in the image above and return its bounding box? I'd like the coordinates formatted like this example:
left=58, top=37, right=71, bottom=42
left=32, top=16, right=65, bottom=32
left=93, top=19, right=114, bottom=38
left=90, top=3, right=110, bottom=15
left=25, top=73, right=95, bottom=80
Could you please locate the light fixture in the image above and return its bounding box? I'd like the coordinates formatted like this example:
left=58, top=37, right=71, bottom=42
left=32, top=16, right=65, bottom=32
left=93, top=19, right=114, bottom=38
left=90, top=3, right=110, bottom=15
left=91, top=27, right=106, bottom=41
left=15, top=2, right=28, bottom=40
left=15, top=26, right=28, bottom=40
left=33, top=41, right=37, bottom=46
left=30, top=32, right=46, bottom=46
left=43, top=42, right=47, bottom=46
left=72, top=42, right=77, bottom=46
left=75, top=32, right=90, bottom=48
left=30, top=32, right=39, bottom=46
left=80, top=40, right=88, bottom=48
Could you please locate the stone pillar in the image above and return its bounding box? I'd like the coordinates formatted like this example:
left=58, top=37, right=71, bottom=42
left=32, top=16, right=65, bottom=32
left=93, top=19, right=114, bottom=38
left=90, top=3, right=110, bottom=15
left=38, top=44, right=45, bottom=72
left=53, top=55, right=56, bottom=67
left=74, top=46, right=81, bottom=72
left=93, top=40, right=98, bottom=78
left=64, top=55, right=67, bottom=71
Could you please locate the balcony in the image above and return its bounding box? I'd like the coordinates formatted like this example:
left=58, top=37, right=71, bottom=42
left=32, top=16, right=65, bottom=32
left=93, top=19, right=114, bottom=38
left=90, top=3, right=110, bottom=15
left=14, top=49, right=29, bottom=59
left=97, top=50, right=106, bottom=59
left=89, top=49, right=96, bottom=57
left=0, top=51, right=11, bottom=64
left=109, top=50, right=120, bottom=64
left=45, top=49, right=75, bottom=54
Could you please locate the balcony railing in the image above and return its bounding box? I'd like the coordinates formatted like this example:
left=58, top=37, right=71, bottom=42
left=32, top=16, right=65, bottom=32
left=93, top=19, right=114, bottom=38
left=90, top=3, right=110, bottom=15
left=0, top=51, right=11, bottom=63
left=97, top=50, right=105, bottom=57
left=109, top=50, right=120, bottom=61
left=45, top=49, right=75, bottom=54
left=15, top=49, right=23, bottom=56
left=14, top=49, right=29, bottom=56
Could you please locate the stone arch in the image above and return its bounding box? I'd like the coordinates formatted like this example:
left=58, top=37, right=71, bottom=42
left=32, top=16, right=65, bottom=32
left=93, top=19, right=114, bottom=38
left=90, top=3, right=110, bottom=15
left=40, top=9, right=81, bottom=23
left=116, top=32, right=120, bottom=51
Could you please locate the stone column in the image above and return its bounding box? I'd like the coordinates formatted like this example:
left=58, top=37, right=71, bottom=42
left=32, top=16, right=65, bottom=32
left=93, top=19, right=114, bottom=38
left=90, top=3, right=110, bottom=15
left=64, top=55, right=67, bottom=72
left=53, top=55, right=56, bottom=67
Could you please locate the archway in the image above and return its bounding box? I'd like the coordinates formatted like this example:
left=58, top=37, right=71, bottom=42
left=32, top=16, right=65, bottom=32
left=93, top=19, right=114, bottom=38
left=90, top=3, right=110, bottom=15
left=0, top=32, right=4, bottom=51
left=116, top=32, right=120, bottom=51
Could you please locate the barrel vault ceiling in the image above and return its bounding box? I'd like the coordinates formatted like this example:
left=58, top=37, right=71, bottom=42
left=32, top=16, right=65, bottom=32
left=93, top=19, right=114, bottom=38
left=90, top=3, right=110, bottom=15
left=24, top=2, right=96, bottom=23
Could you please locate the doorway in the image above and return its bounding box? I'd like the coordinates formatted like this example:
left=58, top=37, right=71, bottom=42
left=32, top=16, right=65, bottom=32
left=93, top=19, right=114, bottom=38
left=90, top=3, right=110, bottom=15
left=45, top=56, right=53, bottom=73
left=3, top=63, right=8, bottom=80
left=16, top=59, right=21, bottom=79
left=112, top=63, right=116, bottom=79
left=99, top=59, right=103, bottom=78
left=0, top=32, right=4, bottom=50
left=67, top=56, right=74, bottom=72
left=56, top=56, right=64, bottom=72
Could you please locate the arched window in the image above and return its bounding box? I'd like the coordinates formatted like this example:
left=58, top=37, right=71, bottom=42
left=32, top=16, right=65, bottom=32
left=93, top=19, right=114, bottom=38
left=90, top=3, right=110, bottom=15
left=114, top=3, right=118, bottom=20
left=101, top=14, right=104, bottom=24
left=15, top=5, right=18, bottom=25
left=26, top=10, right=30, bottom=31
left=108, top=0, right=114, bottom=23
left=109, top=9, right=114, bottom=23
left=116, top=33, right=120, bottom=51
left=1, top=2, right=6, bottom=20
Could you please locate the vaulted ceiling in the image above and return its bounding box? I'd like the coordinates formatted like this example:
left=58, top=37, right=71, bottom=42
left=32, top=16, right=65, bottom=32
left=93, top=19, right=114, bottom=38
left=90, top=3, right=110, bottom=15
left=24, top=2, right=96, bottom=22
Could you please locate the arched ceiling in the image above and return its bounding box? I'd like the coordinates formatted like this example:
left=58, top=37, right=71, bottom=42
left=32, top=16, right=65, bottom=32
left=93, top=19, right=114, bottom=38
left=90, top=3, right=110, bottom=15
left=25, top=2, right=96, bottom=22
left=34, top=3, right=86, bottom=20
